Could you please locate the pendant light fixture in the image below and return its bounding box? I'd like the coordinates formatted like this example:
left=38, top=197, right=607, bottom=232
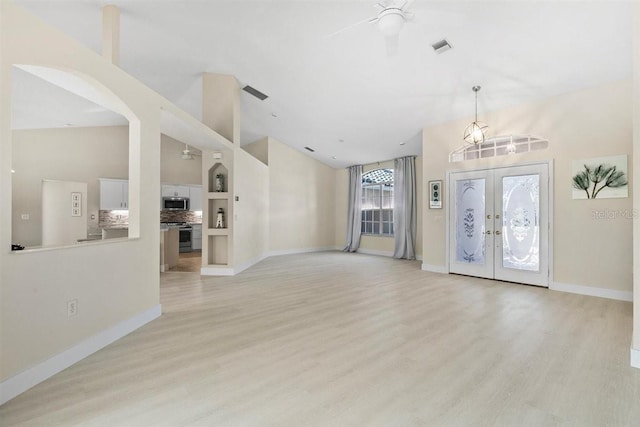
left=463, top=85, right=488, bottom=145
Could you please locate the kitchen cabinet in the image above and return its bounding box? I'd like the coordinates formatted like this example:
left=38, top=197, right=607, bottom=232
left=191, top=224, right=202, bottom=251
left=189, top=185, right=203, bottom=212
left=161, top=184, right=190, bottom=198
left=100, top=179, right=129, bottom=210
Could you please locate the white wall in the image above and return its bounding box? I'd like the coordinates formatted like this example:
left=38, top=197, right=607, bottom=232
left=41, top=180, right=87, bottom=246
left=422, top=79, right=633, bottom=293
left=244, top=137, right=337, bottom=254
left=233, top=147, right=269, bottom=268
left=631, top=3, right=639, bottom=362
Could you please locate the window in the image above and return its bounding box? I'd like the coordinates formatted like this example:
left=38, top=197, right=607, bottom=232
left=361, top=168, right=394, bottom=236
left=449, top=135, right=549, bottom=162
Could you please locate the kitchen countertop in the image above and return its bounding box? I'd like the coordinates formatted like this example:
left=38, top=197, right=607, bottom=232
left=100, top=224, right=129, bottom=230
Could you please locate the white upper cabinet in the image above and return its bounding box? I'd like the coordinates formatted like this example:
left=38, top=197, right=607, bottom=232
left=161, top=184, right=190, bottom=198
left=189, top=185, right=203, bottom=211
left=100, top=179, right=128, bottom=210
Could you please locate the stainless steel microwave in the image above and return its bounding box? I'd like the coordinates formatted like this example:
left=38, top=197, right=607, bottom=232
left=163, top=197, right=189, bottom=211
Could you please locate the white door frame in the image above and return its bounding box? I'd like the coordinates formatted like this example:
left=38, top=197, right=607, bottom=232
left=445, top=160, right=554, bottom=286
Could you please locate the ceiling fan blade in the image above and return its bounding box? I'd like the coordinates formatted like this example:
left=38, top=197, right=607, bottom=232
left=385, top=35, right=399, bottom=56
left=325, top=15, right=377, bottom=39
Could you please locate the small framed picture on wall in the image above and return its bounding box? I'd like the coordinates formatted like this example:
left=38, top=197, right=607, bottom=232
left=428, top=180, right=442, bottom=209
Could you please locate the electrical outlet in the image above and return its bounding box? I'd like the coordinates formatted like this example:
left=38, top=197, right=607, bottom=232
left=21, top=214, right=29, bottom=220
left=67, top=299, right=78, bottom=317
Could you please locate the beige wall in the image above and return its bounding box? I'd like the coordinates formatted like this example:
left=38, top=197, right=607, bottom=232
left=233, top=147, right=269, bottom=267
left=1, top=2, right=231, bottom=386
left=242, top=137, right=269, bottom=166
left=252, top=137, right=336, bottom=253
left=423, top=79, right=633, bottom=292
left=160, top=134, right=202, bottom=184
left=11, top=126, right=201, bottom=247
left=334, top=157, right=424, bottom=258
left=12, top=126, right=129, bottom=246
left=632, top=3, right=639, bottom=355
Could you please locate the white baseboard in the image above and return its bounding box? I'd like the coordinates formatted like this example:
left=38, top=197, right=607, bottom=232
left=631, top=347, right=640, bottom=369
left=550, top=281, right=633, bottom=302
left=0, top=304, right=162, bottom=406
left=200, top=247, right=423, bottom=276
left=357, top=248, right=394, bottom=257
left=200, top=266, right=235, bottom=276
left=268, top=246, right=336, bottom=257
left=421, top=263, right=448, bottom=274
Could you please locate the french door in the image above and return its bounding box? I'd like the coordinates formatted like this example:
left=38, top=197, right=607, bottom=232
left=449, top=163, right=549, bottom=287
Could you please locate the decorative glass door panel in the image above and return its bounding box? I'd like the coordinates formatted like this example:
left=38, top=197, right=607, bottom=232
left=501, top=174, right=540, bottom=271
left=449, top=170, right=494, bottom=280
left=455, top=179, right=486, bottom=264
left=449, top=164, right=549, bottom=287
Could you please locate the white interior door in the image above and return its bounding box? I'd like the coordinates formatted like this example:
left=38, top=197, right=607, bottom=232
left=449, top=164, right=549, bottom=287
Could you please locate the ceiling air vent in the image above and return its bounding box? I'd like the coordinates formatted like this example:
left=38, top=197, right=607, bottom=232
left=304, top=147, right=315, bottom=152
left=242, top=85, right=269, bottom=101
left=432, top=39, right=452, bottom=54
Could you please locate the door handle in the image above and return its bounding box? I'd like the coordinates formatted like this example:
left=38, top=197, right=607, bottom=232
left=484, top=230, right=491, bottom=235
left=495, top=230, right=502, bottom=235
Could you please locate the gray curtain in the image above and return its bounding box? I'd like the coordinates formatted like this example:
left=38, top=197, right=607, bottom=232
left=344, top=165, right=363, bottom=252
left=393, top=156, right=416, bottom=259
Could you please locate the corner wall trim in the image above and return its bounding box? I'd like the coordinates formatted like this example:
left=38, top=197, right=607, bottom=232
left=233, top=253, right=268, bottom=275
left=632, top=347, right=640, bottom=369
left=550, top=281, right=633, bottom=302
left=0, top=304, right=162, bottom=406
left=421, top=263, right=448, bottom=274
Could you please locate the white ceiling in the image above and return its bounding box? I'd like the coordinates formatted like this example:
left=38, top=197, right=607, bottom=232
left=14, top=0, right=633, bottom=168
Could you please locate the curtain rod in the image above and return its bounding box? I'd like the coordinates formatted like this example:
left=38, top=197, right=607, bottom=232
left=345, top=155, right=417, bottom=170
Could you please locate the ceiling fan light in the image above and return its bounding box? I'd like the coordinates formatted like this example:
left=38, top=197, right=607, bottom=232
left=463, top=121, right=488, bottom=145
left=377, top=10, right=404, bottom=37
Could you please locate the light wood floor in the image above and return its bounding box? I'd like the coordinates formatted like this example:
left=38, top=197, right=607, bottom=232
left=1, top=252, right=639, bottom=426
left=169, top=251, right=202, bottom=273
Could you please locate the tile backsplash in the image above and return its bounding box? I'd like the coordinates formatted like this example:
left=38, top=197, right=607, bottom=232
left=99, top=210, right=129, bottom=227
left=100, top=210, right=203, bottom=227
left=160, top=210, right=203, bottom=223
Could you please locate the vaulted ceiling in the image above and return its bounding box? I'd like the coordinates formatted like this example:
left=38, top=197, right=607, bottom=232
left=14, top=0, right=633, bottom=168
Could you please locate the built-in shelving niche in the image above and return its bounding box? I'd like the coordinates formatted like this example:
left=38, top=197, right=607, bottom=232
left=207, top=235, right=228, bottom=265
left=203, top=161, right=232, bottom=272
left=208, top=163, right=228, bottom=193
left=207, top=198, right=229, bottom=230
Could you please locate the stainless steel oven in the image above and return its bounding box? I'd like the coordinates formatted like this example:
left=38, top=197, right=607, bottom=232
left=178, top=225, right=192, bottom=253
